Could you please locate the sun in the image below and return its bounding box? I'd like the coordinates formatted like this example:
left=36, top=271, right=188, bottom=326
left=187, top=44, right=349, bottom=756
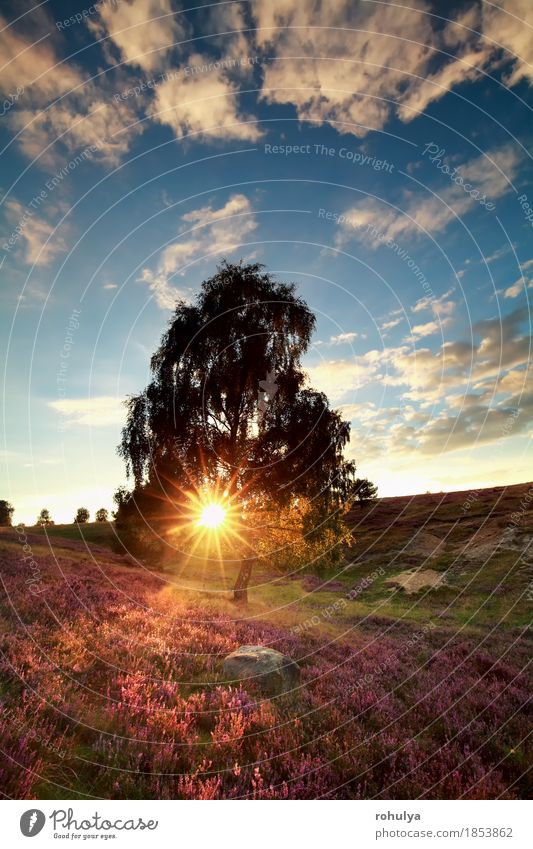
left=197, top=502, right=227, bottom=530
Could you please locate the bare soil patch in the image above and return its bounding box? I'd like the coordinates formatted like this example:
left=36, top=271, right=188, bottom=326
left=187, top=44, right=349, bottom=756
left=385, top=568, right=447, bottom=594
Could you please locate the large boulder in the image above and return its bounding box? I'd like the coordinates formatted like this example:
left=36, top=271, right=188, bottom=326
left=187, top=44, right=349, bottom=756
left=222, top=645, right=300, bottom=695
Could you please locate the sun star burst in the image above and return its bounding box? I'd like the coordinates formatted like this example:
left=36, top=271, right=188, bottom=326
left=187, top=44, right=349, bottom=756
left=197, top=502, right=227, bottom=529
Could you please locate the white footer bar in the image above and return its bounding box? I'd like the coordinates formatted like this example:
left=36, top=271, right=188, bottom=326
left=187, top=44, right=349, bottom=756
left=3, top=799, right=530, bottom=848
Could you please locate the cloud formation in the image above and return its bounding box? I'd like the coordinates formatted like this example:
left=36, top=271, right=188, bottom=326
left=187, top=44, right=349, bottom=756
left=91, top=0, right=187, bottom=72
left=3, top=197, right=66, bottom=266
left=482, top=0, right=533, bottom=86
left=139, top=193, right=258, bottom=307
left=251, top=0, right=531, bottom=138
left=49, top=396, right=125, bottom=427
left=0, top=13, right=143, bottom=166
left=4, top=0, right=532, bottom=167
left=148, top=53, right=262, bottom=142
left=308, top=306, right=532, bottom=459
left=335, top=146, right=521, bottom=247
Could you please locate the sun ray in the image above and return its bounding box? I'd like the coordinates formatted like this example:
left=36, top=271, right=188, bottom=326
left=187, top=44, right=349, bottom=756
left=197, top=502, right=226, bottom=529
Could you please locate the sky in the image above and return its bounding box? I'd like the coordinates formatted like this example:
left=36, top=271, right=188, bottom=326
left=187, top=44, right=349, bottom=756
left=1, top=0, right=532, bottom=524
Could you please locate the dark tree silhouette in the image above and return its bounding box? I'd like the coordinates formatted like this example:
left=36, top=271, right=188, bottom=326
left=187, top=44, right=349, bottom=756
left=352, top=478, right=378, bottom=508
left=75, top=507, right=90, bottom=524
left=95, top=508, right=109, bottom=522
left=0, top=500, right=14, bottom=526
left=37, top=509, right=53, bottom=526
left=117, top=261, right=364, bottom=598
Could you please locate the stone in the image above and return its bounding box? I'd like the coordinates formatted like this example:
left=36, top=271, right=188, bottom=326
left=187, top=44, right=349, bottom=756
left=222, top=645, right=300, bottom=695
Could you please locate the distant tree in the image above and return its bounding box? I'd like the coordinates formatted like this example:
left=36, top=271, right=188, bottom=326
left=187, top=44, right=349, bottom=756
left=37, top=508, right=54, bottom=526
left=351, top=478, right=378, bottom=509
left=95, top=507, right=109, bottom=523
left=74, top=507, right=90, bottom=524
left=112, top=486, right=129, bottom=519
left=0, top=500, right=14, bottom=526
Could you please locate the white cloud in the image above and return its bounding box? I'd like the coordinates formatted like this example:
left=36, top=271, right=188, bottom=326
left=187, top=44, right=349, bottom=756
left=91, top=0, right=187, bottom=72
left=381, top=317, right=403, bottom=332
left=0, top=14, right=81, bottom=100
left=251, top=0, right=533, bottom=138
left=412, top=288, right=456, bottom=317
left=407, top=318, right=451, bottom=340
left=330, top=332, right=358, bottom=345
left=484, top=244, right=515, bottom=264
left=501, top=260, right=533, bottom=298
left=203, top=2, right=254, bottom=66
left=139, top=193, right=258, bottom=308
left=49, top=397, right=125, bottom=427
left=307, top=307, right=532, bottom=459
left=397, top=4, right=495, bottom=120
left=148, top=53, right=262, bottom=142
left=3, top=197, right=66, bottom=266
left=0, top=13, right=143, bottom=167
left=307, top=351, right=383, bottom=401
left=315, top=331, right=359, bottom=346
left=397, top=46, right=492, bottom=122
left=5, top=0, right=531, bottom=173
left=254, top=0, right=435, bottom=137
left=503, top=278, right=525, bottom=298
left=5, top=0, right=532, bottom=172
left=10, top=98, right=143, bottom=167
left=482, top=0, right=533, bottom=86
left=335, top=146, right=521, bottom=247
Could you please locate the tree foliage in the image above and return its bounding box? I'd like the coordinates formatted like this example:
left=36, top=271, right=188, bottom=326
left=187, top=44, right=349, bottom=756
left=37, top=508, right=53, bottom=526
left=75, top=507, right=90, bottom=524
left=0, top=500, right=14, bottom=526
left=116, top=262, right=365, bottom=568
left=352, top=478, right=379, bottom=508
left=95, top=508, right=109, bottom=523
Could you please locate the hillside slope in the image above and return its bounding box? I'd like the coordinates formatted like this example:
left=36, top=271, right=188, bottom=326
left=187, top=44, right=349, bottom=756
left=1, top=483, right=531, bottom=799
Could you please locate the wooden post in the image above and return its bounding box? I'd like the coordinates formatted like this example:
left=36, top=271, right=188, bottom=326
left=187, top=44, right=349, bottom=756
left=233, top=557, right=254, bottom=603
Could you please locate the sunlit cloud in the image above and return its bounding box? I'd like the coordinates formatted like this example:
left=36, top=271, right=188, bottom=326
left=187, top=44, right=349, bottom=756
left=482, top=0, right=533, bottom=86
left=251, top=0, right=531, bottom=138
left=138, top=194, right=258, bottom=308
left=0, top=12, right=144, bottom=167
left=412, top=288, right=456, bottom=317
left=48, top=396, right=125, bottom=427
left=90, top=0, right=187, bottom=72
left=3, top=197, right=66, bottom=266
left=148, top=54, right=262, bottom=142
left=308, top=306, right=532, bottom=465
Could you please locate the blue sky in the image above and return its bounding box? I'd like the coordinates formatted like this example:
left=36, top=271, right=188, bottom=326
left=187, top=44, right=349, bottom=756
left=1, top=0, right=532, bottom=523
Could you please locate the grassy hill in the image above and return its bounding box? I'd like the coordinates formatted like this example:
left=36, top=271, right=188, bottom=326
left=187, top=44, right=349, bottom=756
left=30, top=520, right=116, bottom=548
left=1, top=483, right=530, bottom=799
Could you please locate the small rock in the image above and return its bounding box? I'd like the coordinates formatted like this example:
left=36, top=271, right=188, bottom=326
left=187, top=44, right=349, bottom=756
left=222, top=645, right=300, bottom=695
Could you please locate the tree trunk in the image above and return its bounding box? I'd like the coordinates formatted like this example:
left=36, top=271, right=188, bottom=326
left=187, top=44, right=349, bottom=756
left=233, top=557, right=254, bottom=603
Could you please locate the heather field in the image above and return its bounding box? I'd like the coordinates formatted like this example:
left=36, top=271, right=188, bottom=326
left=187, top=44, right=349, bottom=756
left=1, top=484, right=531, bottom=800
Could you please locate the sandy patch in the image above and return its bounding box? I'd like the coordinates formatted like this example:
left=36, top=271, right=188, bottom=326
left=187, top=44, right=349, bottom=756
left=406, top=532, right=445, bottom=560
left=460, top=528, right=531, bottom=562
left=385, top=568, right=447, bottom=594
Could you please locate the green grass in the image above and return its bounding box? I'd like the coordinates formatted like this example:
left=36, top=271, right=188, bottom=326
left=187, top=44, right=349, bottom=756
left=32, top=521, right=116, bottom=548
left=158, top=550, right=528, bottom=639
left=12, top=481, right=531, bottom=639
left=157, top=482, right=532, bottom=636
